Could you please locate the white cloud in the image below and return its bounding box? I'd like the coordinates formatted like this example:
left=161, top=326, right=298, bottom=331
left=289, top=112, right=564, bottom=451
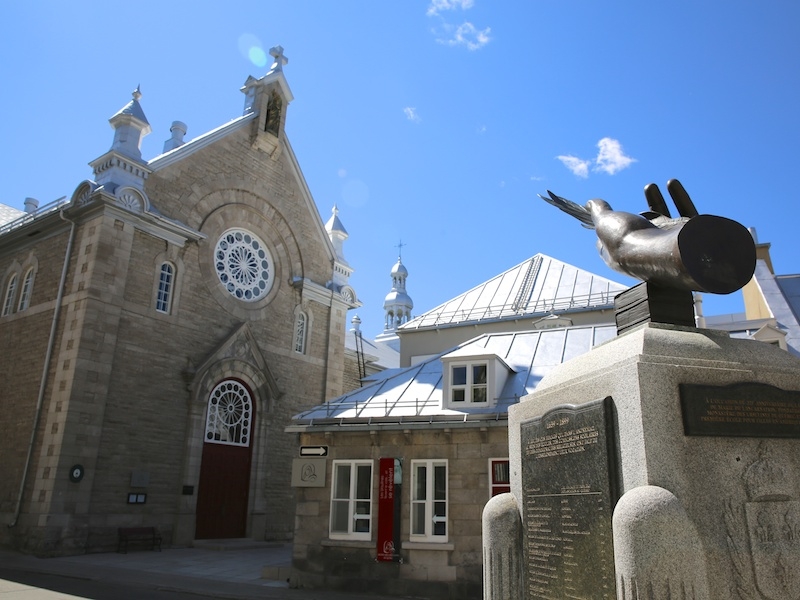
left=556, top=138, right=636, bottom=178
left=594, top=137, right=636, bottom=175
left=403, top=107, right=421, bottom=123
left=437, top=22, right=491, bottom=50
left=427, top=1, right=490, bottom=50
left=556, top=155, right=591, bottom=179
left=427, top=0, right=474, bottom=16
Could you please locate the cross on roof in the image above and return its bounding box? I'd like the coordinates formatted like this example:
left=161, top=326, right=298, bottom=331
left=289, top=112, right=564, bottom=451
left=269, top=46, right=288, bottom=71
left=396, top=240, right=406, bottom=260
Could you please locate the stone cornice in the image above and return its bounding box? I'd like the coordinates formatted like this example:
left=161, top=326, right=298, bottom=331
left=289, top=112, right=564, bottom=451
left=69, top=193, right=205, bottom=247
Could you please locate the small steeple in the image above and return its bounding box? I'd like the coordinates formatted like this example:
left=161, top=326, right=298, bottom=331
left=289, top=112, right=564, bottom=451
left=240, top=44, right=294, bottom=121
left=109, top=86, right=151, bottom=160
left=383, top=244, right=414, bottom=331
left=325, top=205, right=352, bottom=287
left=90, top=87, right=152, bottom=193
left=326, top=205, right=348, bottom=259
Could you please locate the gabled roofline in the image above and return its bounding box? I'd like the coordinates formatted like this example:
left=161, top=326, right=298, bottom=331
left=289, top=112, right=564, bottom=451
left=147, top=113, right=256, bottom=171
left=400, top=253, right=625, bottom=331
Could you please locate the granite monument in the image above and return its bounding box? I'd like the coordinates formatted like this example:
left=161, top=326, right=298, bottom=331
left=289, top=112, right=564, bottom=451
left=483, top=182, right=800, bottom=599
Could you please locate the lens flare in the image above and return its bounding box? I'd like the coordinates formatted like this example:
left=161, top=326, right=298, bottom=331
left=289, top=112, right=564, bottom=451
left=249, top=47, right=268, bottom=67
left=238, top=33, right=267, bottom=68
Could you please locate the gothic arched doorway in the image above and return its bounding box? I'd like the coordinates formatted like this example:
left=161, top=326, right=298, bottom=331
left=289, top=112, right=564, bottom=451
left=195, top=379, right=255, bottom=539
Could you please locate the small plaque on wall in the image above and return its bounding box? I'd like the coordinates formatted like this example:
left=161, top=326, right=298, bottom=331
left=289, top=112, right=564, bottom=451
left=681, top=382, right=800, bottom=438
left=291, top=458, right=326, bottom=487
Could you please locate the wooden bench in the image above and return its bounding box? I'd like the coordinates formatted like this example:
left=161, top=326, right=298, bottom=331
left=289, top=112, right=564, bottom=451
left=117, top=527, right=162, bottom=553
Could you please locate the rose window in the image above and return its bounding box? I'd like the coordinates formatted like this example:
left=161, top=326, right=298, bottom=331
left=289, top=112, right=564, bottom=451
left=214, top=229, right=272, bottom=301
left=205, top=380, right=252, bottom=446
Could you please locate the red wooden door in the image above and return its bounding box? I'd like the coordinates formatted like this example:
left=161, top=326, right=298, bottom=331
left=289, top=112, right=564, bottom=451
left=195, top=379, right=255, bottom=539
left=195, top=443, right=252, bottom=539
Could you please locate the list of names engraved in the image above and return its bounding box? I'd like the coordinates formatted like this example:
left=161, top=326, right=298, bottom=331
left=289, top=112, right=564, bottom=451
left=520, top=398, right=616, bottom=600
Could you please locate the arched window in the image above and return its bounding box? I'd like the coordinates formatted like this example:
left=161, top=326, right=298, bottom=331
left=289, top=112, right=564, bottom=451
left=294, top=311, right=308, bottom=354
left=204, top=380, right=253, bottom=447
left=155, top=262, right=175, bottom=314
left=2, top=274, right=17, bottom=316
left=17, top=268, right=34, bottom=312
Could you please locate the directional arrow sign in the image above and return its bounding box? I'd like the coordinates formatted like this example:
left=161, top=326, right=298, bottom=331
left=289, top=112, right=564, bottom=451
left=300, top=446, right=328, bottom=457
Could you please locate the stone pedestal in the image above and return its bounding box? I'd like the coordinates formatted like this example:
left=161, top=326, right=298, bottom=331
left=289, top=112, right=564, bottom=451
left=492, top=323, right=800, bottom=600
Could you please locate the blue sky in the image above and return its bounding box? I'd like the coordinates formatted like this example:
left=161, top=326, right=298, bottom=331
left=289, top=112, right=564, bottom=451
left=2, top=1, right=799, bottom=338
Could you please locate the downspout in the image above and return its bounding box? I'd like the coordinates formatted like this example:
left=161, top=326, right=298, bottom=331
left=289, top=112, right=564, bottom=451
left=9, top=209, right=76, bottom=528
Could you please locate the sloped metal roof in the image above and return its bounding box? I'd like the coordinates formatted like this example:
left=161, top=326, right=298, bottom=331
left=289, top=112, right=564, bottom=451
left=289, top=324, right=616, bottom=429
left=0, top=204, right=25, bottom=227
left=400, top=254, right=626, bottom=330
left=344, top=329, right=400, bottom=369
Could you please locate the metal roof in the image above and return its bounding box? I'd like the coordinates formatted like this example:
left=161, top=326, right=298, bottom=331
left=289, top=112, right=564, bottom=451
left=344, top=329, right=400, bottom=369
left=289, top=324, right=616, bottom=429
left=400, top=253, right=626, bottom=330
left=0, top=198, right=69, bottom=236
left=0, top=204, right=25, bottom=227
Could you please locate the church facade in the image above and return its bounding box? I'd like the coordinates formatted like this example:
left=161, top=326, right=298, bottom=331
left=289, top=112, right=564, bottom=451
left=0, top=47, right=358, bottom=556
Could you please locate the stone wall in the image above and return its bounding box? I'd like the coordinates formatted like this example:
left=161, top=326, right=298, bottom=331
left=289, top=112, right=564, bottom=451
left=0, top=225, right=73, bottom=547
left=291, top=425, right=509, bottom=599
left=0, top=109, right=350, bottom=554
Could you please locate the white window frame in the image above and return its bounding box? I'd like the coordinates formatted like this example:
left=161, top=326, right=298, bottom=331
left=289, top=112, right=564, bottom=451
left=204, top=380, right=253, bottom=447
left=293, top=310, right=308, bottom=354
left=17, top=268, right=34, bottom=312
left=155, top=262, right=175, bottom=314
left=449, top=362, right=488, bottom=405
left=2, top=273, right=17, bottom=316
left=329, top=460, right=373, bottom=541
left=489, top=458, right=510, bottom=497
left=410, top=459, right=448, bottom=542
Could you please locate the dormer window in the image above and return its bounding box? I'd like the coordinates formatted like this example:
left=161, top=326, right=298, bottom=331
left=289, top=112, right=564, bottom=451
left=450, top=363, right=488, bottom=403
left=441, top=350, right=512, bottom=410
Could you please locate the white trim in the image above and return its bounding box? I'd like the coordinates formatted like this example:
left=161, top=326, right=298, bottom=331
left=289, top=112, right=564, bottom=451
left=17, top=267, right=34, bottom=312
left=2, top=272, right=17, bottom=316
left=410, top=459, right=448, bottom=543
left=155, top=261, right=175, bottom=314
left=293, top=307, right=309, bottom=354
left=441, top=352, right=512, bottom=410
left=329, top=460, right=373, bottom=541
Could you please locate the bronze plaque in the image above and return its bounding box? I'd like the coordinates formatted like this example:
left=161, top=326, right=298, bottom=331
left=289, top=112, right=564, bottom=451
left=680, top=382, right=800, bottom=438
left=520, top=397, right=617, bottom=600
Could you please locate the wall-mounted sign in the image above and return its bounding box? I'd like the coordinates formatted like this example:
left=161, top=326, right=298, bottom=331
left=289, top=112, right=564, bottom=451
left=377, top=457, right=402, bottom=562
left=300, top=446, right=328, bottom=457
left=291, top=458, right=326, bottom=487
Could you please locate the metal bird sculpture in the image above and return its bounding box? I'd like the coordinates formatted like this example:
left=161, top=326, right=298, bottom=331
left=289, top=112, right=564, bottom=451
left=539, top=180, right=756, bottom=295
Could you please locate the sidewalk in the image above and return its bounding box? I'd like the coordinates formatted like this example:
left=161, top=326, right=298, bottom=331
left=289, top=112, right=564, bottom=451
left=0, top=541, right=404, bottom=600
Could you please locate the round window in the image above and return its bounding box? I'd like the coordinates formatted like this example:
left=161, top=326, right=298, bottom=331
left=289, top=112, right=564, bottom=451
left=214, top=229, right=273, bottom=301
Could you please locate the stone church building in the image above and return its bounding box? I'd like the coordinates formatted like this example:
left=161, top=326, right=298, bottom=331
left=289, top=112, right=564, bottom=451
left=0, top=47, right=358, bottom=556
